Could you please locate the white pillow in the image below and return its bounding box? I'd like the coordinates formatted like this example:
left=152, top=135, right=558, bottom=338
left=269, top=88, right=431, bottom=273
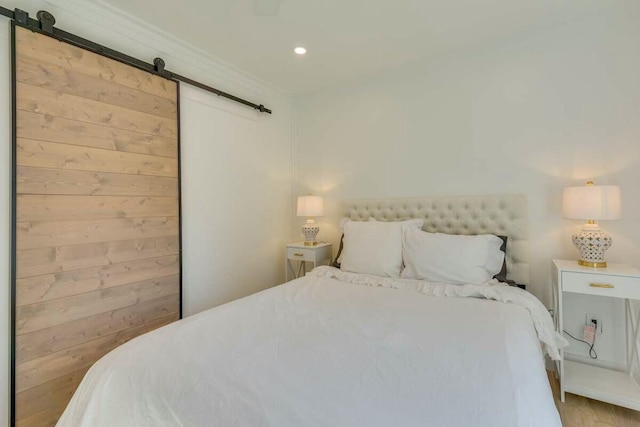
left=340, top=218, right=423, bottom=278
left=401, top=229, right=505, bottom=285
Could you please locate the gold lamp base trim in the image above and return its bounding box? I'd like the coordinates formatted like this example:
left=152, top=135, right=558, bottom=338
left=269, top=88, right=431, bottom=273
left=304, top=241, right=318, bottom=246
left=578, top=260, right=607, bottom=268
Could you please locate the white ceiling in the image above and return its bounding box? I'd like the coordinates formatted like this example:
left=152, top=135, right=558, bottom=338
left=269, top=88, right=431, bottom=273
left=100, top=0, right=614, bottom=94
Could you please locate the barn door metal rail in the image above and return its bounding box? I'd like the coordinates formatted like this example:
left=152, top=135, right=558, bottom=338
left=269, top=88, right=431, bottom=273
left=0, top=5, right=273, bottom=114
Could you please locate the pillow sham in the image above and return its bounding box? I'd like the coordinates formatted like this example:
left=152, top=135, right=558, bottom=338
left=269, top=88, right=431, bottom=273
left=340, top=218, right=423, bottom=278
left=401, top=229, right=505, bottom=285
left=335, top=218, right=423, bottom=265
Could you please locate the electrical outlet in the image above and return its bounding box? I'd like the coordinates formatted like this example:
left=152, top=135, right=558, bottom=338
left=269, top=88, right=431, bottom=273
left=586, top=313, right=603, bottom=334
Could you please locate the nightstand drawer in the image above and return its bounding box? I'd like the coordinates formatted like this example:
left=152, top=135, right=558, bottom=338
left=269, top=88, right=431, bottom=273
left=562, top=271, right=640, bottom=299
left=286, top=247, right=315, bottom=262
left=285, top=243, right=332, bottom=282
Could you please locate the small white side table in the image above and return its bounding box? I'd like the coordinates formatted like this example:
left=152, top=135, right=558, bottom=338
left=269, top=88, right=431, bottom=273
left=285, top=242, right=332, bottom=281
left=552, top=259, right=640, bottom=410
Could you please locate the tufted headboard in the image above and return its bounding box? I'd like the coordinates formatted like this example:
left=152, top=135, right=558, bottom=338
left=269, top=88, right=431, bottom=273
left=341, top=194, right=530, bottom=285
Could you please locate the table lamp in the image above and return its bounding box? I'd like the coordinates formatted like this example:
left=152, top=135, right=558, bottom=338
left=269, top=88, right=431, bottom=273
left=297, top=194, right=324, bottom=246
left=562, top=181, right=621, bottom=268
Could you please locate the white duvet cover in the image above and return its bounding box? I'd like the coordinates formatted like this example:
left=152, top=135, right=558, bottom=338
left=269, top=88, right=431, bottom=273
left=58, top=267, right=566, bottom=427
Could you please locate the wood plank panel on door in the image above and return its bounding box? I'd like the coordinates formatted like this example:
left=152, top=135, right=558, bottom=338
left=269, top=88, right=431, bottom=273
left=15, top=366, right=90, bottom=421
left=16, top=255, right=180, bottom=307
left=16, top=55, right=177, bottom=119
left=17, top=110, right=178, bottom=158
left=17, top=138, right=178, bottom=177
left=16, top=235, right=180, bottom=279
left=17, top=216, right=179, bottom=250
left=16, top=311, right=179, bottom=392
left=17, top=82, right=177, bottom=139
left=17, top=195, right=179, bottom=222
left=13, top=25, right=181, bottom=427
left=16, top=294, right=180, bottom=363
left=17, top=166, right=179, bottom=197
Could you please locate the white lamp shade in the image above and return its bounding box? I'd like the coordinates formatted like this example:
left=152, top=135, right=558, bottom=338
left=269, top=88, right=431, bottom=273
left=297, top=195, right=324, bottom=217
left=562, top=184, right=621, bottom=220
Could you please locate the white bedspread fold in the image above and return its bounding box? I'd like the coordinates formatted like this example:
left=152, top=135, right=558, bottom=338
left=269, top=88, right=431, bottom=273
left=310, top=266, right=568, bottom=360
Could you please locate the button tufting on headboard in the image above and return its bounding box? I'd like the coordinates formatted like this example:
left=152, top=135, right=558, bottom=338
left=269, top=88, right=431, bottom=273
left=342, top=194, right=530, bottom=285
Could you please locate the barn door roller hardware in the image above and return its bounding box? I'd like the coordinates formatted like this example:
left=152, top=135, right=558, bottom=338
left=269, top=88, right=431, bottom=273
left=0, top=6, right=272, bottom=114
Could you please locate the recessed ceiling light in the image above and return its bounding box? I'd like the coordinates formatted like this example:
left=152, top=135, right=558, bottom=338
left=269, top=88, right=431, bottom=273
left=294, top=47, right=307, bottom=55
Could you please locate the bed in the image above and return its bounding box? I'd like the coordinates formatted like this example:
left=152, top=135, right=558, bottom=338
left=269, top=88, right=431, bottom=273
left=57, top=195, right=566, bottom=427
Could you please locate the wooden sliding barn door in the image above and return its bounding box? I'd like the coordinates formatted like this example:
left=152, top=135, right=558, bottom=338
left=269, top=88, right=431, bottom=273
left=12, top=25, right=181, bottom=426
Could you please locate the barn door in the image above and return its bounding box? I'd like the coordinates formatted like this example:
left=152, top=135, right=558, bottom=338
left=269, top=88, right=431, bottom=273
left=12, top=24, right=181, bottom=426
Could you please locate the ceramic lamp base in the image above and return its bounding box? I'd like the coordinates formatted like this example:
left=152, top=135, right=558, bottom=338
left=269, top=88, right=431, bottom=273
left=572, top=223, right=612, bottom=269
left=302, top=218, right=319, bottom=246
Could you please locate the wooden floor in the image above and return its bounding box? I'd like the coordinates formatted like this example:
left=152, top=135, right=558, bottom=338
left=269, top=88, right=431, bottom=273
left=548, top=371, right=640, bottom=426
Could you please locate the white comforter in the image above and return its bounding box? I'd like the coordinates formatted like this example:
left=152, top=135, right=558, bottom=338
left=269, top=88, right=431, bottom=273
left=58, top=267, right=566, bottom=427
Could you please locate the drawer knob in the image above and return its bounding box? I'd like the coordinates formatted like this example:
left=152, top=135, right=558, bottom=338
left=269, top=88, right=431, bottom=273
left=293, top=253, right=304, bottom=257
left=589, top=283, right=614, bottom=289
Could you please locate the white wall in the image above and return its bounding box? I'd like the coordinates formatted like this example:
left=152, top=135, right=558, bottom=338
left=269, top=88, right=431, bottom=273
left=180, top=84, right=293, bottom=315
left=294, top=6, right=640, bottom=366
left=1, top=0, right=294, bottom=424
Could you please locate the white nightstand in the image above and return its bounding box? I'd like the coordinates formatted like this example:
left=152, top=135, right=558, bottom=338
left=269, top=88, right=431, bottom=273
left=285, top=242, right=332, bottom=281
left=552, top=259, right=640, bottom=410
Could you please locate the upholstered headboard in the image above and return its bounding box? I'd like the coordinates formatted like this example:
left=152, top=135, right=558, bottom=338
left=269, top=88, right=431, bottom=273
left=341, top=194, right=530, bottom=285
